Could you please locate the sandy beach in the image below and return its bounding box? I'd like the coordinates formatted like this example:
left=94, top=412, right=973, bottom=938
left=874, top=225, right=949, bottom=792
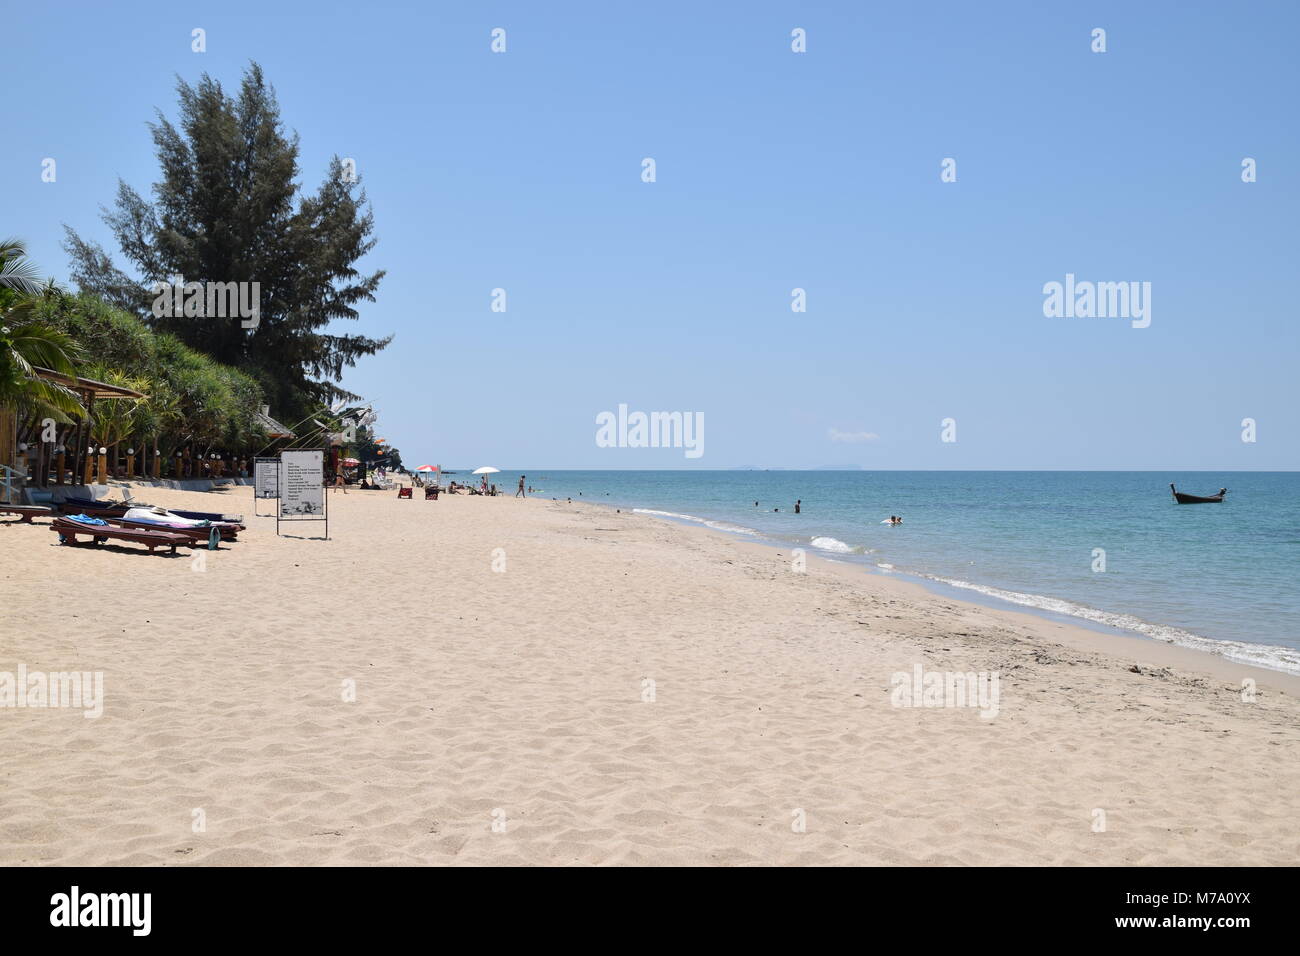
left=1, top=483, right=1297, bottom=866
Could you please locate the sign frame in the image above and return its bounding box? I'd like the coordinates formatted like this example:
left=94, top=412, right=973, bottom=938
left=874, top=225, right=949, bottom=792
left=253, top=456, right=280, bottom=516
left=276, top=448, right=328, bottom=539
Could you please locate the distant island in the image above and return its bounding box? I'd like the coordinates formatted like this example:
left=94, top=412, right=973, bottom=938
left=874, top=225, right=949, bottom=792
left=727, top=465, right=866, bottom=471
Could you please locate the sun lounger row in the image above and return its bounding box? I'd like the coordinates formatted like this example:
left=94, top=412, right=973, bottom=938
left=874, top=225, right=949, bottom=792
left=10, top=495, right=255, bottom=555
left=56, top=496, right=244, bottom=525
left=396, top=486, right=443, bottom=499
left=53, top=499, right=244, bottom=535
left=6, top=500, right=241, bottom=553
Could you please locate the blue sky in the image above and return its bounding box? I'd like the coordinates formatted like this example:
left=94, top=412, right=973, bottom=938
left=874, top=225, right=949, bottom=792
left=4, top=1, right=1297, bottom=469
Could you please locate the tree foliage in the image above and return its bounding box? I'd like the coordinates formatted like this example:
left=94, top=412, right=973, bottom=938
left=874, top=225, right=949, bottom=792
left=63, top=62, right=390, bottom=424
left=0, top=240, right=86, bottom=422
left=34, top=293, right=267, bottom=455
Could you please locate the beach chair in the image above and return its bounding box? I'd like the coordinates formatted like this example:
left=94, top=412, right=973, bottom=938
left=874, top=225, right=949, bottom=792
left=0, top=504, right=55, bottom=524
left=110, top=518, right=226, bottom=548
left=57, top=497, right=131, bottom=518
left=424, top=486, right=438, bottom=500
left=170, top=508, right=245, bottom=523
left=398, top=487, right=413, bottom=499
left=51, top=517, right=189, bottom=555
left=126, top=507, right=243, bottom=537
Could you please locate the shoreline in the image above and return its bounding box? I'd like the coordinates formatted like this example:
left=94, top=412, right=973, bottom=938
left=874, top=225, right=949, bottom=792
left=598, top=499, right=1300, bottom=697
left=569, top=497, right=1300, bottom=681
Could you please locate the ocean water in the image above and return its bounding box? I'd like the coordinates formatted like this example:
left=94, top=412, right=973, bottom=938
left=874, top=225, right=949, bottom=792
left=504, top=471, right=1300, bottom=675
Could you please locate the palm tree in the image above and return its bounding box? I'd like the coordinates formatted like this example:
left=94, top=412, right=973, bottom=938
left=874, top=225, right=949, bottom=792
left=0, top=240, right=85, bottom=421
left=0, top=238, right=44, bottom=296
left=80, top=365, right=148, bottom=474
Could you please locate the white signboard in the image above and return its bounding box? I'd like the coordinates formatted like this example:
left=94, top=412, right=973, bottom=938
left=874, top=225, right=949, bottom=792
left=279, top=450, right=324, bottom=517
left=254, top=457, right=279, bottom=499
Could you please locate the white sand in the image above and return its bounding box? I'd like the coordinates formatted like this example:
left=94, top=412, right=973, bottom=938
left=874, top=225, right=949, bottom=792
left=1, top=483, right=1297, bottom=865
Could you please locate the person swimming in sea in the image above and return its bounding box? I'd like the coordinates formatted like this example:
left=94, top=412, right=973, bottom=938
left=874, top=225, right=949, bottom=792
left=794, top=499, right=801, bottom=514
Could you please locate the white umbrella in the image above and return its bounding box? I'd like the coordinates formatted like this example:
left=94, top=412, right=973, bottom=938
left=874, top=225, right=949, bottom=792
left=472, top=466, right=500, bottom=475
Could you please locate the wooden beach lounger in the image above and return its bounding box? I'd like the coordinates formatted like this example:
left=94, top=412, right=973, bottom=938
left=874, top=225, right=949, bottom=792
left=57, top=498, right=131, bottom=518
left=122, top=507, right=243, bottom=538
left=51, top=517, right=189, bottom=555
left=57, top=498, right=245, bottom=525
left=171, top=508, right=245, bottom=523
left=0, top=504, right=55, bottom=524
left=107, top=518, right=229, bottom=547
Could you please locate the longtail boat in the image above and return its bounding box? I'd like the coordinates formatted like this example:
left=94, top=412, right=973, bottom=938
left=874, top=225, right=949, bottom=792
left=1170, top=483, right=1227, bottom=504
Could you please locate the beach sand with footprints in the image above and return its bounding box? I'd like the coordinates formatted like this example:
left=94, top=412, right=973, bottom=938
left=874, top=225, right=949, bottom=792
left=2, top=483, right=1297, bottom=865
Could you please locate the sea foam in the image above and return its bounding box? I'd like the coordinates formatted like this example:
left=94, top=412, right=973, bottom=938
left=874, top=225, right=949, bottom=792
left=914, top=572, right=1300, bottom=676
left=810, top=536, right=858, bottom=554
left=632, top=509, right=760, bottom=537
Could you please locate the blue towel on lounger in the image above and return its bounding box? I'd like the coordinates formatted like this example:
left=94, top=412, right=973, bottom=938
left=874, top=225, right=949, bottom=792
left=67, top=514, right=108, bottom=525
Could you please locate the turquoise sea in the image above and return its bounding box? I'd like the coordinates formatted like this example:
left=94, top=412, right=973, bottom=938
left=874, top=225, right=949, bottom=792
left=490, top=471, right=1300, bottom=674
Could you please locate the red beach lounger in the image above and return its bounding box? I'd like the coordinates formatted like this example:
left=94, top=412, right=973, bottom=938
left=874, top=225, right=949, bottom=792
left=51, top=517, right=189, bottom=555
left=398, top=487, right=413, bottom=499
left=57, top=500, right=131, bottom=519
left=0, top=505, right=55, bottom=524
left=107, top=519, right=225, bottom=549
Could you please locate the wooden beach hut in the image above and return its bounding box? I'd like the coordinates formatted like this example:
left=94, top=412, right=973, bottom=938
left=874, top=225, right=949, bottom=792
left=0, top=367, right=146, bottom=497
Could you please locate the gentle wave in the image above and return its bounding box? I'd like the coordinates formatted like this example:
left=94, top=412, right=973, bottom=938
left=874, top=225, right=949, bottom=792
left=914, top=572, right=1300, bottom=675
left=632, top=509, right=761, bottom=537
left=631, top=503, right=1300, bottom=675
left=810, top=536, right=860, bottom=554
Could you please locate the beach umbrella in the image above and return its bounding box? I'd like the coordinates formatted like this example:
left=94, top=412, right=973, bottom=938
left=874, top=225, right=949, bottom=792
left=415, top=465, right=438, bottom=472
left=341, top=458, right=360, bottom=466
left=472, top=466, right=500, bottom=475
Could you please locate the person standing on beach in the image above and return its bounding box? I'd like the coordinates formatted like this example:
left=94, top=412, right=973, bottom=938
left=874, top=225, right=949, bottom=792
left=517, top=475, right=526, bottom=498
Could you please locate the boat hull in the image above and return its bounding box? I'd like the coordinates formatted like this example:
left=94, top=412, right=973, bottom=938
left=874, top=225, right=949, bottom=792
left=1170, top=484, right=1227, bottom=504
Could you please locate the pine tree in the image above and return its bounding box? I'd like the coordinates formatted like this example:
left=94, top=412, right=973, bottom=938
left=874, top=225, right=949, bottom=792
left=63, top=62, right=389, bottom=421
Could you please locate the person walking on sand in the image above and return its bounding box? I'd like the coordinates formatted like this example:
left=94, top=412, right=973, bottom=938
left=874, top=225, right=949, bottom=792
left=517, top=475, right=526, bottom=498
left=334, top=470, right=347, bottom=494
